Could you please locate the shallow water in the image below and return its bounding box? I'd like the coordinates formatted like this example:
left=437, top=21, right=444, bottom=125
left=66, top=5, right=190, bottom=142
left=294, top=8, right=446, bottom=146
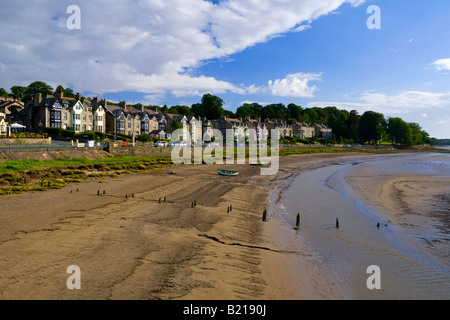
left=274, top=153, right=450, bottom=299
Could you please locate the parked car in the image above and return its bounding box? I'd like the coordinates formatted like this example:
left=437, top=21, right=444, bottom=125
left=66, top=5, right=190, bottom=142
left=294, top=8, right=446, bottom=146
left=178, top=141, right=190, bottom=147
left=206, top=142, right=220, bottom=147
left=167, top=141, right=179, bottom=147
left=154, top=141, right=167, bottom=147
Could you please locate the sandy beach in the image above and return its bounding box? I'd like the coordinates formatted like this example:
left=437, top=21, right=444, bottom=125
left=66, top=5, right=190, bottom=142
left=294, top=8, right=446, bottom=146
left=0, top=151, right=448, bottom=300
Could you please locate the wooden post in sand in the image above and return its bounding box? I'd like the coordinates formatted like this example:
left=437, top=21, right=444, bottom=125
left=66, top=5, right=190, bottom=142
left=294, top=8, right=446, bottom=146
left=262, top=209, right=267, bottom=222
left=296, top=213, right=300, bottom=230
left=336, top=218, right=339, bottom=229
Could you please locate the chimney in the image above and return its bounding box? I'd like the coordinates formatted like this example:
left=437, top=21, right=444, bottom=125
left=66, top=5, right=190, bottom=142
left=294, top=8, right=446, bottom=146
left=100, top=99, right=106, bottom=107
left=93, top=97, right=98, bottom=103
left=136, top=105, right=144, bottom=112
left=34, top=93, right=42, bottom=106
left=56, top=88, right=64, bottom=100
left=119, top=101, right=127, bottom=109
left=76, top=92, right=81, bottom=100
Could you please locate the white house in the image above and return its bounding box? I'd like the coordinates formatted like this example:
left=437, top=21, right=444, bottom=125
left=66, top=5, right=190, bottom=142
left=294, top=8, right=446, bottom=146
left=70, top=100, right=84, bottom=133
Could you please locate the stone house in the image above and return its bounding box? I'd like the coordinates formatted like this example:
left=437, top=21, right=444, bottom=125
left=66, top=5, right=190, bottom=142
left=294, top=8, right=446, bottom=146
left=264, top=119, right=293, bottom=138
left=211, top=116, right=248, bottom=141
left=292, top=121, right=315, bottom=139
left=314, top=124, right=333, bottom=139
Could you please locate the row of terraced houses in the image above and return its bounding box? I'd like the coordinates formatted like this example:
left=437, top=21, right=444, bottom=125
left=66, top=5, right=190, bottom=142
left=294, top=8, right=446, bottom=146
left=1, top=90, right=332, bottom=141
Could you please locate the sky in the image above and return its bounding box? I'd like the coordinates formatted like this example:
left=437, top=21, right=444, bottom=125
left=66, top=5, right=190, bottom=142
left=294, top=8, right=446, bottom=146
left=0, top=0, right=449, bottom=138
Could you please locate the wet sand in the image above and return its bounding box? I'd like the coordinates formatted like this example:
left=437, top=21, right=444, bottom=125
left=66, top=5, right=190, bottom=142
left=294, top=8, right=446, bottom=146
left=276, top=152, right=450, bottom=299
left=0, top=151, right=448, bottom=299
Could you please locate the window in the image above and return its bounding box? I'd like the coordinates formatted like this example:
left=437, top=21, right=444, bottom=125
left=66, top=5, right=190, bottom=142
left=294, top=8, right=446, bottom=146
left=117, top=120, right=125, bottom=131
left=51, top=110, right=61, bottom=121
left=128, top=122, right=131, bottom=128
left=83, top=115, right=86, bottom=121
left=63, top=113, right=67, bottom=120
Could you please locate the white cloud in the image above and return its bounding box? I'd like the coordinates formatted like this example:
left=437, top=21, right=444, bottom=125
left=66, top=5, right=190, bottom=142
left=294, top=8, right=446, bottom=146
left=432, top=58, right=450, bottom=71
left=292, top=25, right=312, bottom=33
left=0, top=0, right=364, bottom=97
left=268, top=72, right=322, bottom=97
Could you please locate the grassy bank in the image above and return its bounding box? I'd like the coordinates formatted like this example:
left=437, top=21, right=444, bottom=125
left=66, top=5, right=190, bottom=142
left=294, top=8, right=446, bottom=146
left=0, top=156, right=173, bottom=195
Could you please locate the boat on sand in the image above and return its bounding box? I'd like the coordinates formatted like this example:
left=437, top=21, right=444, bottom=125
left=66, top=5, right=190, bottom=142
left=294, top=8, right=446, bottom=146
left=218, top=169, right=239, bottom=176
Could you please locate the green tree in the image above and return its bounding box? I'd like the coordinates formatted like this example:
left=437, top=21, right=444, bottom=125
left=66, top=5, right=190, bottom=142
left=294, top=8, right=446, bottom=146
left=388, top=118, right=410, bottom=146
left=327, top=113, right=347, bottom=141
left=10, top=86, right=27, bottom=101
left=347, top=110, right=361, bottom=142
left=0, top=88, right=8, bottom=99
left=160, top=104, right=169, bottom=114
left=168, top=105, right=194, bottom=116
left=358, top=111, right=386, bottom=144
left=202, top=93, right=225, bottom=119
left=172, top=118, right=183, bottom=131
left=262, top=103, right=287, bottom=121
left=55, top=85, right=77, bottom=98
left=235, top=102, right=263, bottom=120
left=192, top=94, right=225, bottom=119
left=24, top=81, right=54, bottom=102
left=408, top=123, right=424, bottom=145
left=287, top=103, right=303, bottom=121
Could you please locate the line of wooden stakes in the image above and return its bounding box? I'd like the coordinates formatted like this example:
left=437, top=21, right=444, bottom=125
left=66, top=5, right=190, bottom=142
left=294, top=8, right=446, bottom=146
left=262, top=209, right=382, bottom=230
left=81, top=192, right=382, bottom=230
left=262, top=210, right=341, bottom=230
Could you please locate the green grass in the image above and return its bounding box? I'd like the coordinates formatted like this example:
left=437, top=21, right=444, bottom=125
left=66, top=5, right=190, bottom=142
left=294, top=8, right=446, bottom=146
left=0, top=156, right=172, bottom=173
left=0, top=155, right=174, bottom=195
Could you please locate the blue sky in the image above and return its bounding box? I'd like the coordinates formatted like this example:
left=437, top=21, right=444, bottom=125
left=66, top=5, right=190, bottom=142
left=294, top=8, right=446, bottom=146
left=1, top=0, right=449, bottom=138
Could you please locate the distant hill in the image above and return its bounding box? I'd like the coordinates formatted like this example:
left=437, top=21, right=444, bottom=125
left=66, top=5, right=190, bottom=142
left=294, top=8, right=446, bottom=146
left=431, top=138, right=450, bottom=146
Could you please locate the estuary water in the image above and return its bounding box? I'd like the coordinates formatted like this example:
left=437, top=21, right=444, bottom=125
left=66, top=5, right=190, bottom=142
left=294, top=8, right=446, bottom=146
left=273, top=153, right=450, bottom=299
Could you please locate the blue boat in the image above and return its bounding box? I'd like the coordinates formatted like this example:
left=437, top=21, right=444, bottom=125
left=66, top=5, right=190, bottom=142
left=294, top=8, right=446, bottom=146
left=218, top=169, right=239, bottom=176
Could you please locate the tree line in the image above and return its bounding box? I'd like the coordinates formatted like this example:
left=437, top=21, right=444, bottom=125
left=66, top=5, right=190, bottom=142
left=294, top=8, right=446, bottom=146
left=1, top=81, right=432, bottom=147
